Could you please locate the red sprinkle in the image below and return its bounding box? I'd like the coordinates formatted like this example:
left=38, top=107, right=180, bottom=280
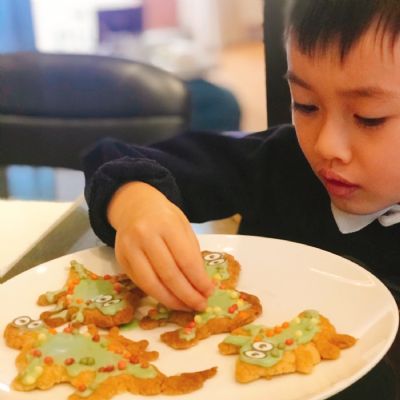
left=129, top=355, right=139, bottom=364
left=31, top=349, right=42, bottom=357
left=104, top=365, right=115, bottom=372
left=285, top=338, right=294, bottom=346
left=187, top=321, right=196, bottom=329
left=228, top=304, right=238, bottom=313
left=118, top=360, right=127, bottom=370
left=113, top=283, right=123, bottom=293
left=64, top=357, right=75, bottom=366
left=104, top=274, right=112, bottom=280
left=92, top=334, right=100, bottom=342
left=64, top=325, right=74, bottom=334
left=44, top=356, right=54, bottom=365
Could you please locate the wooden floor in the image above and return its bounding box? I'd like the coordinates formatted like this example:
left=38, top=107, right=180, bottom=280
left=206, top=41, right=267, bottom=133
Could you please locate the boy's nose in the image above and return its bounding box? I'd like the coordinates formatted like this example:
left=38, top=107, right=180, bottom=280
left=314, top=119, right=352, bottom=164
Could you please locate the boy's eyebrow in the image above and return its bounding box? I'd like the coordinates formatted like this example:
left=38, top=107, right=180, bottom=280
left=284, top=71, right=312, bottom=90
left=285, top=70, right=399, bottom=99
left=338, top=87, right=400, bottom=99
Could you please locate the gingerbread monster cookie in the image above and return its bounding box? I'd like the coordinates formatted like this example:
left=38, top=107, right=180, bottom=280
left=37, top=261, right=143, bottom=328
left=4, top=316, right=217, bottom=399
left=139, top=251, right=262, bottom=349
left=219, top=310, right=356, bottom=383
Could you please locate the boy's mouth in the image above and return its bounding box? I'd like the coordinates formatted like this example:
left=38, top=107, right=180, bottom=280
left=319, top=169, right=360, bottom=197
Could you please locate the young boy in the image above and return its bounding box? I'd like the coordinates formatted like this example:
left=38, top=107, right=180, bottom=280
left=83, top=0, right=400, bottom=312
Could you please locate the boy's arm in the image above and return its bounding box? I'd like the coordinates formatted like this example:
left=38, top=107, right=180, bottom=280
left=83, top=130, right=266, bottom=246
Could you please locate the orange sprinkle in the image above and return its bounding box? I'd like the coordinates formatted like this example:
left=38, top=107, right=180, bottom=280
left=118, top=360, right=127, bottom=370
left=274, top=326, right=283, bottom=334
left=266, top=330, right=275, bottom=337
left=77, top=384, right=87, bottom=392
left=148, top=309, right=158, bottom=318
left=285, top=338, right=294, bottom=346
left=104, top=274, right=112, bottom=280
left=76, top=298, right=84, bottom=304
left=282, top=322, right=290, bottom=329
left=48, top=328, right=57, bottom=335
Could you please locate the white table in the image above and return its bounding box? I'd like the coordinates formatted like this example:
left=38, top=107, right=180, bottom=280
left=0, top=196, right=239, bottom=282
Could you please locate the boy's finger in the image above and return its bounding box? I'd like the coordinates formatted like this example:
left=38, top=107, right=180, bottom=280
left=144, top=237, right=208, bottom=311
left=167, top=227, right=215, bottom=298
left=120, top=249, right=191, bottom=311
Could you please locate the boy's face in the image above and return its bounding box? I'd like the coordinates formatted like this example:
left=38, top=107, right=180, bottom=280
left=286, top=26, right=400, bottom=215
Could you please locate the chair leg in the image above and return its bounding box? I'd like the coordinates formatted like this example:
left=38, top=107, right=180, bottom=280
left=0, top=167, right=8, bottom=198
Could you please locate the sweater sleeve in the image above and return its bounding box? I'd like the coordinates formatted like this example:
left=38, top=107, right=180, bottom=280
left=82, top=126, right=295, bottom=246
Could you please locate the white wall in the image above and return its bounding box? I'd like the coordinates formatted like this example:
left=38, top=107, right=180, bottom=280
left=31, top=0, right=142, bottom=53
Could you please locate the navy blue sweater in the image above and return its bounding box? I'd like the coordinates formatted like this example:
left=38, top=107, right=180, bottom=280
left=83, top=125, right=400, bottom=292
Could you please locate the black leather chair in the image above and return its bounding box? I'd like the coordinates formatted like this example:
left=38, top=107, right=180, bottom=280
left=0, top=52, right=190, bottom=171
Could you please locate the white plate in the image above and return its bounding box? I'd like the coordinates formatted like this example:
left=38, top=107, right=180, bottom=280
left=0, top=234, right=398, bottom=400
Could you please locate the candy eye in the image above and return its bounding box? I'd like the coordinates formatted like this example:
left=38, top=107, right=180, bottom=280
left=252, top=341, right=273, bottom=352
left=94, top=295, right=113, bottom=304
left=204, top=253, right=223, bottom=261
left=244, top=350, right=266, bottom=359
left=27, top=320, right=44, bottom=330
left=103, top=299, right=121, bottom=307
left=208, top=259, right=225, bottom=266
left=12, top=316, right=32, bottom=327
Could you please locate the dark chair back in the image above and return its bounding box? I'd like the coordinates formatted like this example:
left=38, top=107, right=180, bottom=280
left=0, top=52, right=190, bottom=170
left=264, top=0, right=291, bottom=127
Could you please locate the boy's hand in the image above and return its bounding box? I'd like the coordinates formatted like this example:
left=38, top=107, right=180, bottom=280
left=107, top=182, right=214, bottom=311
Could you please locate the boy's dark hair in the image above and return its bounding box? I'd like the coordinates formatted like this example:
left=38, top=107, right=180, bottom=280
left=285, top=0, right=400, bottom=59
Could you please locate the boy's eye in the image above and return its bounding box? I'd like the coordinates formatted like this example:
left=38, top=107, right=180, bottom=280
left=354, top=115, right=387, bottom=128
left=292, top=102, right=318, bottom=114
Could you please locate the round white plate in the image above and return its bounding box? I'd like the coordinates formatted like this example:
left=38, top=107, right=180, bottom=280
left=0, top=234, right=398, bottom=400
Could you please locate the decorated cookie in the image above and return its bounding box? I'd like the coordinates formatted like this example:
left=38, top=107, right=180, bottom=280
left=219, top=310, right=356, bottom=382
left=37, top=261, right=144, bottom=328
left=4, top=316, right=217, bottom=399
left=202, top=251, right=240, bottom=289
left=138, top=251, right=262, bottom=349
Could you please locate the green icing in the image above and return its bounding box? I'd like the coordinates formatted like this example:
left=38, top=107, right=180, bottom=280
left=22, top=332, right=157, bottom=397
left=70, top=261, right=91, bottom=279
left=120, top=319, right=139, bottom=331
left=45, top=289, right=63, bottom=303
left=196, top=289, right=249, bottom=325
left=178, top=329, right=196, bottom=341
left=223, top=335, right=253, bottom=347
left=223, top=310, right=321, bottom=368
left=204, top=258, right=230, bottom=280
left=73, top=279, right=114, bottom=301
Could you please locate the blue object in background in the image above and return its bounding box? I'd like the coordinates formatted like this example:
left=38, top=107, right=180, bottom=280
left=0, top=0, right=55, bottom=200
left=186, top=79, right=241, bottom=132
left=0, top=0, right=35, bottom=53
